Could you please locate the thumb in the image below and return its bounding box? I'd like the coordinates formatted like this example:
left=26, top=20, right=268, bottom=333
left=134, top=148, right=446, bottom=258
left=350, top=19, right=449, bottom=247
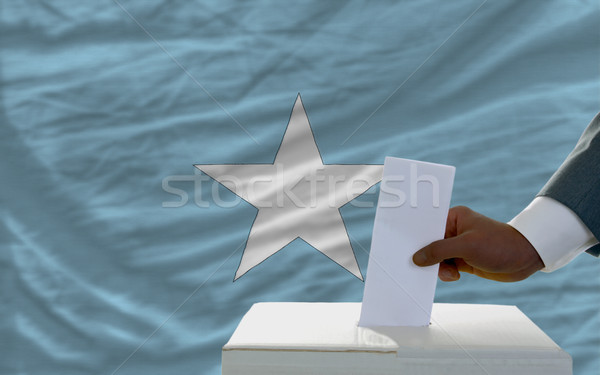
left=413, top=235, right=474, bottom=267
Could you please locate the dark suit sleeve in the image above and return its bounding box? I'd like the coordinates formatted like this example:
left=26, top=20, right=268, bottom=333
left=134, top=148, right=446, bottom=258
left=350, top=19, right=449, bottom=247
left=538, top=112, right=600, bottom=256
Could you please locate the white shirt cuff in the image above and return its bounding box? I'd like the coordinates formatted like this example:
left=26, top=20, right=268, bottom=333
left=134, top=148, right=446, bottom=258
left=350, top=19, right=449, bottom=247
left=508, top=196, right=598, bottom=272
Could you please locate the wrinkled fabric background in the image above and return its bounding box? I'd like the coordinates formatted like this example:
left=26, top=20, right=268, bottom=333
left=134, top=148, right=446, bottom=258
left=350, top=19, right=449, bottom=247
left=1, top=1, right=599, bottom=374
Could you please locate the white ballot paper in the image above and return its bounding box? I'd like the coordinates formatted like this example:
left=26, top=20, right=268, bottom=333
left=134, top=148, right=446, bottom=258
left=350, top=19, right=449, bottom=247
left=359, top=157, right=455, bottom=327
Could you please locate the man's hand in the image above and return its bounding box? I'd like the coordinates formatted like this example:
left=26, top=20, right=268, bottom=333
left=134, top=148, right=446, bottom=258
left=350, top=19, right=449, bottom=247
left=412, top=206, right=545, bottom=282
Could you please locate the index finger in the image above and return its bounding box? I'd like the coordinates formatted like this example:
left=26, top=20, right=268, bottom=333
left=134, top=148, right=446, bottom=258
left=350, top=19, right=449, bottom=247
left=413, top=235, right=476, bottom=267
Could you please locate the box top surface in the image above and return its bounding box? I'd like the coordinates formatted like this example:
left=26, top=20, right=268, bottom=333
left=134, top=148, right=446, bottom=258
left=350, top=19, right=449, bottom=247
left=224, top=302, right=566, bottom=357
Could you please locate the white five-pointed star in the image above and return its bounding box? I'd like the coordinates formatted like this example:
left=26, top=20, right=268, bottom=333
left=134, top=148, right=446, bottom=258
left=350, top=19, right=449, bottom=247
left=195, top=95, right=383, bottom=280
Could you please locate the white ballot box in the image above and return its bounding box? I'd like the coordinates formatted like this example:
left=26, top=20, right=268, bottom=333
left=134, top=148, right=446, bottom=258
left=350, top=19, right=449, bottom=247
left=222, top=302, right=571, bottom=375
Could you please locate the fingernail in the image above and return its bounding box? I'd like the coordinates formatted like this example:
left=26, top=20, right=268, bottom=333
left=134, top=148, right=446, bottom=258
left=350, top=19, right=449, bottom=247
left=413, top=251, right=427, bottom=266
left=441, top=268, right=453, bottom=280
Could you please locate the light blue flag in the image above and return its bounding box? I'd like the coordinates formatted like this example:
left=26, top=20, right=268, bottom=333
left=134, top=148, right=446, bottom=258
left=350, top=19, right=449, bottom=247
left=1, top=1, right=598, bottom=374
